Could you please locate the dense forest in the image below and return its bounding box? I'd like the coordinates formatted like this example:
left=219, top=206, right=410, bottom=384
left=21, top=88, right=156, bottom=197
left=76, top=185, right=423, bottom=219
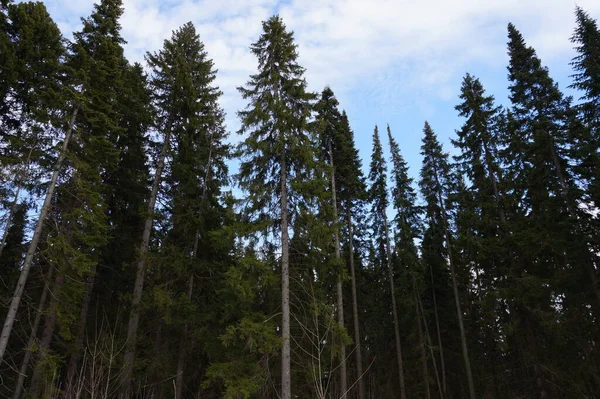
left=1, top=0, right=599, bottom=398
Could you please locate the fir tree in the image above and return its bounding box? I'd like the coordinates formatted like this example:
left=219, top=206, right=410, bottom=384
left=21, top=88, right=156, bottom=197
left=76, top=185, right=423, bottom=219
left=419, top=121, right=476, bottom=399
left=236, top=15, right=316, bottom=399
left=368, top=125, right=406, bottom=398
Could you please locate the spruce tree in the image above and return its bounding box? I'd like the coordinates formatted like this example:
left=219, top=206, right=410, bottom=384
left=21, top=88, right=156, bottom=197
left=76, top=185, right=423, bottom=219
left=452, top=73, right=507, bottom=396
left=236, top=16, right=316, bottom=399
left=0, top=1, right=68, bottom=364
left=368, top=125, right=406, bottom=398
left=314, top=86, right=348, bottom=394
left=419, top=121, right=476, bottom=399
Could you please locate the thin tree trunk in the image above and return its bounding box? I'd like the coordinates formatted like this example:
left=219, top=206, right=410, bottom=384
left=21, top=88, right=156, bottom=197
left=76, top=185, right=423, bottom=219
left=121, top=123, right=172, bottom=396
left=175, top=128, right=214, bottom=398
left=418, top=294, right=443, bottom=399
left=429, top=263, right=446, bottom=397
left=347, top=209, right=365, bottom=399
left=281, top=155, right=291, bottom=399
left=415, top=291, right=431, bottom=399
left=443, top=225, right=476, bottom=399
left=0, top=107, right=78, bottom=363
left=63, top=265, right=97, bottom=397
left=12, top=265, right=54, bottom=399
left=328, top=143, right=347, bottom=396
left=175, top=275, right=194, bottom=399
left=29, top=272, right=65, bottom=397
left=432, top=167, right=476, bottom=399
left=383, top=213, right=406, bottom=399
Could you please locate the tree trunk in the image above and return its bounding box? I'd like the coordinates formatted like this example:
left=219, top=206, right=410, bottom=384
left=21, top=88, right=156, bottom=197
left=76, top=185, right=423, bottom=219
left=62, top=264, right=97, bottom=397
left=29, top=272, right=65, bottom=397
left=175, top=128, right=213, bottom=399
left=415, top=292, right=431, bottom=399
left=12, top=265, right=54, bottom=399
left=383, top=212, right=406, bottom=399
left=175, top=275, right=194, bottom=399
left=281, top=155, right=291, bottom=399
left=121, top=123, right=172, bottom=397
left=418, top=294, right=443, bottom=399
left=429, top=263, right=446, bottom=397
left=432, top=166, right=476, bottom=399
left=0, top=107, right=78, bottom=363
left=328, top=143, right=347, bottom=396
left=347, top=209, right=365, bottom=399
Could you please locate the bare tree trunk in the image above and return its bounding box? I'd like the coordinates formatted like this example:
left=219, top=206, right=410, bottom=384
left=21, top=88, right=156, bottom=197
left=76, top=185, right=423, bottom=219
left=281, top=155, right=291, bottom=399
left=29, top=272, right=65, bottom=397
left=62, top=264, right=97, bottom=397
left=0, top=108, right=78, bottom=363
left=328, top=143, right=347, bottom=396
left=415, top=292, right=431, bottom=399
left=429, top=263, right=446, bottom=397
left=418, top=295, right=443, bottom=399
left=383, top=213, right=406, bottom=399
left=12, top=265, right=54, bottom=399
left=432, top=166, right=476, bottom=399
left=347, top=209, right=365, bottom=399
left=175, top=275, right=194, bottom=399
left=121, top=123, right=172, bottom=397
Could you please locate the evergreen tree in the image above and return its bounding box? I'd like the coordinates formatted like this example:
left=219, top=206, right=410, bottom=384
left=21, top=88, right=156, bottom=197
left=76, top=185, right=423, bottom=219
left=236, top=15, right=316, bottom=399
left=419, top=121, right=476, bottom=399
left=452, top=73, right=508, bottom=396
left=368, top=125, right=406, bottom=398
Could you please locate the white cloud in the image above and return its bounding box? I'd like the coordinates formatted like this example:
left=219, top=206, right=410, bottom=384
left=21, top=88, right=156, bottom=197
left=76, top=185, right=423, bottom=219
left=39, top=0, right=600, bottom=135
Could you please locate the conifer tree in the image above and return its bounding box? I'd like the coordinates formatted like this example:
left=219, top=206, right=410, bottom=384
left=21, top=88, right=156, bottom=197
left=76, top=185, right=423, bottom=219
left=368, top=125, right=406, bottom=398
left=0, top=1, right=68, bottom=364
left=338, top=110, right=368, bottom=399
left=570, top=7, right=600, bottom=258
left=237, top=16, right=316, bottom=399
left=452, top=73, right=507, bottom=396
left=315, top=86, right=348, bottom=394
left=504, top=22, right=599, bottom=395
left=419, top=121, right=475, bottom=399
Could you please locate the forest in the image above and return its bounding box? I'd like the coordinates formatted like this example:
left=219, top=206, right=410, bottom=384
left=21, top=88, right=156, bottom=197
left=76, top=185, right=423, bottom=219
left=0, top=0, right=599, bottom=398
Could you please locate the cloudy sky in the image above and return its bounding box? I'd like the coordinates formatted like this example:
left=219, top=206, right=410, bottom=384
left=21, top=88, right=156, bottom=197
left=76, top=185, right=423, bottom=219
left=40, top=0, right=600, bottom=180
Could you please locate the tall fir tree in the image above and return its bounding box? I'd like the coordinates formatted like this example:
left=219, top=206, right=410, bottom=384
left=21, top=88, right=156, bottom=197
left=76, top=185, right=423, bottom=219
left=419, top=121, right=476, bottom=399
left=368, top=125, right=406, bottom=398
left=236, top=15, right=316, bottom=399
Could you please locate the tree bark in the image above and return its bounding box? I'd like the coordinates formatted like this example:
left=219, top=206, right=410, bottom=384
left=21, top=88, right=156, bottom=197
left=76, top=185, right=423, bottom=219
left=328, top=143, right=347, bottom=396
left=12, top=265, right=54, bottom=399
left=281, top=155, right=291, bottom=399
left=175, top=275, right=194, bottom=399
left=415, top=292, right=431, bottom=399
left=62, top=264, right=97, bottom=397
left=121, top=122, right=172, bottom=397
left=29, top=272, right=65, bottom=397
left=418, top=294, right=443, bottom=399
left=0, top=107, right=78, bottom=364
left=383, top=212, right=406, bottom=399
left=347, top=209, right=365, bottom=399
left=432, top=166, right=476, bottom=399
left=429, top=263, right=446, bottom=397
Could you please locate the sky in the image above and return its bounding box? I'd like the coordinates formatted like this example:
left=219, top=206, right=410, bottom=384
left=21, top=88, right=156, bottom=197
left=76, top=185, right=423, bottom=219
left=38, top=0, right=600, bottom=182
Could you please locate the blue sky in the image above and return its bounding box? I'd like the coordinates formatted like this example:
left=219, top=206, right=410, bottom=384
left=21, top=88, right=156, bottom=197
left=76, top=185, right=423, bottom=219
left=39, top=0, right=600, bottom=183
